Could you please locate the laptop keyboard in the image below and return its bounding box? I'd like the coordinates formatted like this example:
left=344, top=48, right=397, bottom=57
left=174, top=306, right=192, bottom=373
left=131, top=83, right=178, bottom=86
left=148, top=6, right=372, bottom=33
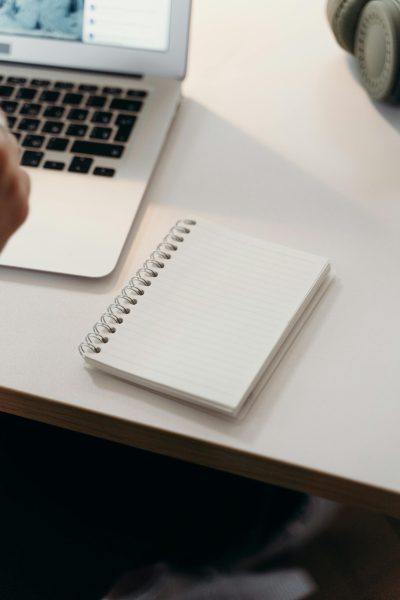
left=0, top=75, right=148, bottom=177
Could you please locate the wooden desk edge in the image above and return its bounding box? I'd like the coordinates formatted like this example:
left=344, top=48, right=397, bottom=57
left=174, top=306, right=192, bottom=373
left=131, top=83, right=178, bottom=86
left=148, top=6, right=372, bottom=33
left=1, top=386, right=399, bottom=517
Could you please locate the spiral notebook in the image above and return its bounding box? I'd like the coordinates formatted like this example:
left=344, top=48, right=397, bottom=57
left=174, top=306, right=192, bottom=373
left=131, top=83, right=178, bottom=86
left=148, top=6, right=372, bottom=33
left=79, top=219, right=331, bottom=416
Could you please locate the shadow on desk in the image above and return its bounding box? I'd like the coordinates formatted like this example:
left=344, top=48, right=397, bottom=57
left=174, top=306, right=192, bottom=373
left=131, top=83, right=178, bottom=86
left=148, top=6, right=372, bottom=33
left=0, top=97, right=380, bottom=295
left=343, top=53, right=400, bottom=135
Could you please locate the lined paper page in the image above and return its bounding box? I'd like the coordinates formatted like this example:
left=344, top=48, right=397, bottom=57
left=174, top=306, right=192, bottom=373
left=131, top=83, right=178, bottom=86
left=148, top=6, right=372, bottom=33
left=89, top=220, right=329, bottom=413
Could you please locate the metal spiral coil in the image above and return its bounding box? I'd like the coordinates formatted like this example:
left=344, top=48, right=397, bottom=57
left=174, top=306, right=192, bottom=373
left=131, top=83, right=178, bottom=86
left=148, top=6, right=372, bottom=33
left=79, top=219, right=197, bottom=357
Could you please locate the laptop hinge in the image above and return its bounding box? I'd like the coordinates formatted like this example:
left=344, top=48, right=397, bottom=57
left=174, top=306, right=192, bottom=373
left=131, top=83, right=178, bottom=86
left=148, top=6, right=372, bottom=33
left=0, top=61, right=143, bottom=79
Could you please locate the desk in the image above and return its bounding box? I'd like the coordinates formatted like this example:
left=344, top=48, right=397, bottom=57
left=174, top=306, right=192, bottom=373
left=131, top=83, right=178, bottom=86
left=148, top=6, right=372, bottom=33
left=1, top=0, right=400, bottom=517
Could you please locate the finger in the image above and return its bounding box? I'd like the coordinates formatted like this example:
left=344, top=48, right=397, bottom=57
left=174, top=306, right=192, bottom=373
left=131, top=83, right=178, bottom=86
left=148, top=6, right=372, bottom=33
left=0, top=110, right=29, bottom=209
left=0, top=151, right=30, bottom=225
left=0, top=148, right=17, bottom=197
left=2, top=167, right=30, bottom=230
left=6, top=162, right=30, bottom=201
left=16, top=166, right=31, bottom=201
left=0, top=109, right=8, bottom=131
left=0, top=141, right=24, bottom=199
left=0, top=109, right=20, bottom=161
left=5, top=131, right=20, bottom=161
left=0, top=130, right=20, bottom=165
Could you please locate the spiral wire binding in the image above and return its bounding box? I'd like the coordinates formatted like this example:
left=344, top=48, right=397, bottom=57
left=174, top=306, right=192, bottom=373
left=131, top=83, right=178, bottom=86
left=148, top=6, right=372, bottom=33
left=79, top=219, right=197, bottom=357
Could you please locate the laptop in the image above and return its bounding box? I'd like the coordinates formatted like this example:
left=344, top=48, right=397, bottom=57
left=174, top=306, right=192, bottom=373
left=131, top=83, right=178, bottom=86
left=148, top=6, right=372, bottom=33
left=0, top=0, right=191, bottom=277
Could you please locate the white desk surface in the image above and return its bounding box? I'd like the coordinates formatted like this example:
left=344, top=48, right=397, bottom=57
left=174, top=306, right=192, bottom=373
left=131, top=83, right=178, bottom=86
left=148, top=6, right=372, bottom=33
left=1, top=0, right=400, bottom=516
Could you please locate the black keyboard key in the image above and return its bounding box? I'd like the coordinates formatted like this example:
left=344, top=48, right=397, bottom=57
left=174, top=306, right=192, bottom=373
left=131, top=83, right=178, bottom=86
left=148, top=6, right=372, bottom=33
left=93, top=167, right=115, bottom=177
left=40, top=90, right=60, bottom=103
left=71, top=140, right=124, bottom=158
left=115, top=114, right=136, bottom=127
left=13, top=131, right=21, bottom=141
left=44, top=160, right=65, bottom=171
left=114, top=125, right=134, bottom=143
left=7, top=116, right=16, bottom=128
left=21, top=150, right=43, bottom=167
left=18, top=118, right=40, bottom=132
left=31, top=79, right=50, bottom=87
left=0, top=86, right=14, bottom=97
left=63, top=93, right=83, bottom=106
left=44, top=105, right=65, bottom=119
left=126, top=89, right=148, bottom=98
left=43, top=120, right=64, bottom=134
left=103, top=86, right=122, bottom=95
left=92, top=111, right=112, bottom=124
left=16, top=88, right=37, bottom=100
left=110, top=98, right=142, bottom=113
left=7, top=76, right=26, bottom=84
left=0, top=100, right=18, bottom=114
left=66, top=124, right=87, bottom=137
left=78, top=84, right=98, bottom=92
left=55, top=81, right=74, bottom=90
left=69, top=156, right=93, bottom=174
left=86, top=95, right=107, bottom=108
left=22, top=134, right=45, bottom=149
left=90, top=126, right=111, bottom=141
left=20, top=103, right=41, bottom=116
left=67, top=108, right=88, bottom=121
left=47, top=137, right=69, bottom=152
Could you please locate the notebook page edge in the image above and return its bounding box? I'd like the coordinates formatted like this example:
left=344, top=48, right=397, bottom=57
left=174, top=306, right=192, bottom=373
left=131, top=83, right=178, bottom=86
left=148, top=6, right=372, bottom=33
left=232, top=269, right=334, bottom=418
left=83, top=355, right=237, bottom=416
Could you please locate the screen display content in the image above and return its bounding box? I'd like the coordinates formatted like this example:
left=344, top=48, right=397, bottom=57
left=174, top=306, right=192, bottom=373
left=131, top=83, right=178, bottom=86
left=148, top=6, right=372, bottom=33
left=0, top=0, right=171, bottom=51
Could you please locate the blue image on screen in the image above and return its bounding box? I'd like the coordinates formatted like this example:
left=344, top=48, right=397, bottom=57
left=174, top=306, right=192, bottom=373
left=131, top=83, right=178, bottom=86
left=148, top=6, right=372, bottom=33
left=0, top=0, right=84, bottom=41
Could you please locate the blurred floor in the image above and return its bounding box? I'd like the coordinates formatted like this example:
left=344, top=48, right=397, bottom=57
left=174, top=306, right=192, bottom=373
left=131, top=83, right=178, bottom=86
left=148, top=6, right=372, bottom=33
left=105, top=502, right=400, bottom=599
left=0, top=412, right=399, bottom=600
left=286, top=507, right=400, bottom=600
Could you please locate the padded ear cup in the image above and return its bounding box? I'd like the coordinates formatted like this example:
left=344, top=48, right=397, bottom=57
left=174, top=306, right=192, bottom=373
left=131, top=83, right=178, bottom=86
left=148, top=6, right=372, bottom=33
left=355, top=0, right=400, bottom=101
left=327, top=0, right=371, bottom=52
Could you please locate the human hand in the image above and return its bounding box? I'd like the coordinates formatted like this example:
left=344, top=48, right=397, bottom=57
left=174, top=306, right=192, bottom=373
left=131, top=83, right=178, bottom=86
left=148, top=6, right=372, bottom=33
left=0, top=117, right=30, bottom=252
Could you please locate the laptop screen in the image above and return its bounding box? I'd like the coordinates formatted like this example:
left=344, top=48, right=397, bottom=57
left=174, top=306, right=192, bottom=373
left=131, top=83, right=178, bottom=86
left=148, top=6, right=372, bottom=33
left=0, top=0, right=172, bottom=52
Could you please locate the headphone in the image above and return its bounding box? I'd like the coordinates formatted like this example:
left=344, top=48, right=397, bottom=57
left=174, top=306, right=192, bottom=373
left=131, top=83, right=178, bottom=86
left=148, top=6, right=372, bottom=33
left=327, top=0, right=400, bottom=102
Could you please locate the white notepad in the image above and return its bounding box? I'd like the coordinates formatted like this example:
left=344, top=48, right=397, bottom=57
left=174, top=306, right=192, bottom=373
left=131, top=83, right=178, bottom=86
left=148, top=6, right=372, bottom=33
left=79, top=219, right=331, bottom=416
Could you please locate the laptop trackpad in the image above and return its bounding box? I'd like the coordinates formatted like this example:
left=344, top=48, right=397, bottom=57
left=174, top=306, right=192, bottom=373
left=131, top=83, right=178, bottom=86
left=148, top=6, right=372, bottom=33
left=0, top=170, right=142, bottom=278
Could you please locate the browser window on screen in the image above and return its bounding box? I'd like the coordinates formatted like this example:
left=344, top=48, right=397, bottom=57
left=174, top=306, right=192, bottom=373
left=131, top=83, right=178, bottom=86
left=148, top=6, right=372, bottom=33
left=0, top=0, right=171, bottom=51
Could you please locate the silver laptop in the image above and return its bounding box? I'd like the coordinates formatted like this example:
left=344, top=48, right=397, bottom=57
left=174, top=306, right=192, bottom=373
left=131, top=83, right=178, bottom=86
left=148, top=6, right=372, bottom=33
left=0, top=0, right=191, bottom=277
